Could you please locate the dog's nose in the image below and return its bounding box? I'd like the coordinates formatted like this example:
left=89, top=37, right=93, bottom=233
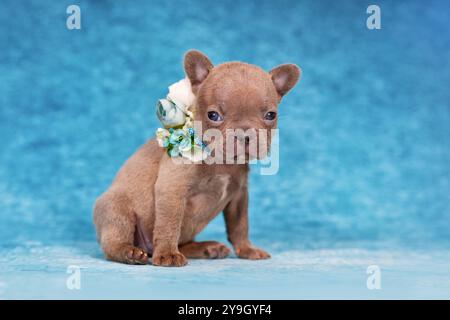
left=236, top=136, right=251, bottom=144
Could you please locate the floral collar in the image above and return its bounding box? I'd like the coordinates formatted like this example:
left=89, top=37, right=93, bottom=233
left=155, top=78, right=209, bottom=162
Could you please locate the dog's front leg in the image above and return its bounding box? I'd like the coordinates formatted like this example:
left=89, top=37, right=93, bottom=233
left=152, top=159, right=189, bottom=267
left=224, top=187, right=271, bottom=260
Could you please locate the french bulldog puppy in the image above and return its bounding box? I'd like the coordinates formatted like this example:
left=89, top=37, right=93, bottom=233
left=93, top=50, right=300, bottom=266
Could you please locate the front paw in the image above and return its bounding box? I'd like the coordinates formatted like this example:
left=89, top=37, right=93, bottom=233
left=236, top=246, right=271, bottom=260
left=152, top=251, right=188, bottom=267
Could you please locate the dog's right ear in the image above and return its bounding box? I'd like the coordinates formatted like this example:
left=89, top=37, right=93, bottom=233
left=184, top=50, right=213, bottom=91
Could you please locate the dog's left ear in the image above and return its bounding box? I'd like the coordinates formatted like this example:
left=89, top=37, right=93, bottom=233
left=184, top=50, right=214, bottom=92
left=269, top=64, right=301, bottom=98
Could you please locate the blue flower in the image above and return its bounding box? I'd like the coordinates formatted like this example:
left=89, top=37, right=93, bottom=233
left=156, top=99, right=186, bottom=128
left=156, top=128, right=170, bottom=148
left=179, top=135, right=192, bottom=153
left=169, top=144, right=180, bottom=157
left=169, top=129, right=185, bottom=144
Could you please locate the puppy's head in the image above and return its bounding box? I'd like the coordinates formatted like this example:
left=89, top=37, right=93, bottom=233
left=184, top=50, right=300, bottom=161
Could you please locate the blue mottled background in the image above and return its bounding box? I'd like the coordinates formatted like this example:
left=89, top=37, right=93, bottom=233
left=1, top=0, right=450, bottom=299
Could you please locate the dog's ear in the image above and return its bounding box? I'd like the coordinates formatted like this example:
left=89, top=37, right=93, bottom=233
left=184, top=50, right=214, bottom=91
left=269, top=64, right=301, bottom=98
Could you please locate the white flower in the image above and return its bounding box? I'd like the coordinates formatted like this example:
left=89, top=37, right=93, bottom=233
left=167, top=78, right=195, bottom=110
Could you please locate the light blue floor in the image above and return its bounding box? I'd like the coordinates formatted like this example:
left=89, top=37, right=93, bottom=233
left=1, top=0, right=450, bottom=299
left=2, top=242, right=450, bottom=299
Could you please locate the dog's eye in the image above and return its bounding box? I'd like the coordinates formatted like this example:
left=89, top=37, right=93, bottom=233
left=264, top=111, right=277, bottom=121
left=207, top=111, right=223, bottom=122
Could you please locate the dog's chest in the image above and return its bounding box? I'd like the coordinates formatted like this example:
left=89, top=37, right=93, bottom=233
left=190, top=174, right=235, bottom=212
left=183, top=174, right=239, bottom=236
